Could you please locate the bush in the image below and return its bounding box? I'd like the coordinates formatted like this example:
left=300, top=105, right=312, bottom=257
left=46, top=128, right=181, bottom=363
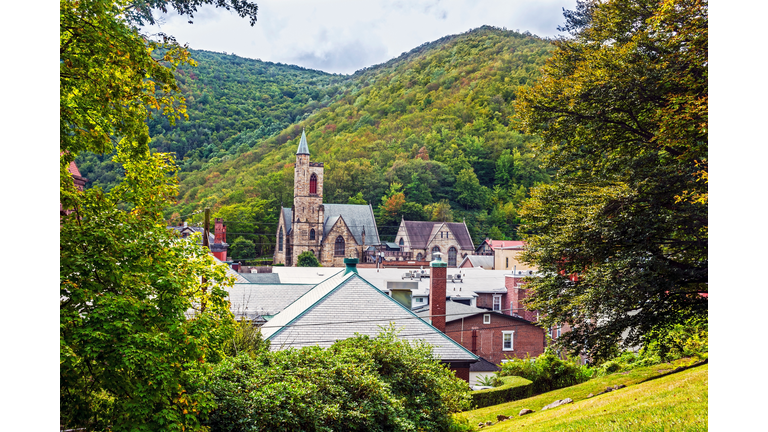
left=200, top=328, right=470, bottom=431
left=296, top=250, right=320, bottom=267
left=471, top=376, right=533, bottom=409
left=642, top=316, right=708, bottom=362
left=498, top=349, right=593, bottom=394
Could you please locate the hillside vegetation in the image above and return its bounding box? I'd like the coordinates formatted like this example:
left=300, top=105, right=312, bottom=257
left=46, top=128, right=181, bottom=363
left=80, top=26, right=556, bottom=261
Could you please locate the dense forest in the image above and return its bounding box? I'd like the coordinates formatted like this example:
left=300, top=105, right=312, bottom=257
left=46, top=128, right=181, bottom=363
left=79, top=26, right=556, bottom=262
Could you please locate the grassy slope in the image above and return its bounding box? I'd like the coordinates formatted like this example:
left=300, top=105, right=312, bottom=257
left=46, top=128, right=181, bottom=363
left=458, top=360, right=707, bottom=432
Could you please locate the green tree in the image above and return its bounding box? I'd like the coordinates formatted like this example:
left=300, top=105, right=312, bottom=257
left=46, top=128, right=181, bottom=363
left=60, top=1, right=258, bottom=429
left=347, top=191, right=367, bottom=204
left=296, top=250, right=320, bottom=267
left=229, top=236, right=256, bottom=261
left=455, top=168, right=489, bottom=210
left=515, top=0, right=708, bottom=359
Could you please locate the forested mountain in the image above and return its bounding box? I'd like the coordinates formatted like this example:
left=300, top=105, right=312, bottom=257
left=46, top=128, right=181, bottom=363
left=82, top=26, right=556, bottom=262
left=75, top=51, right=351, bottom=189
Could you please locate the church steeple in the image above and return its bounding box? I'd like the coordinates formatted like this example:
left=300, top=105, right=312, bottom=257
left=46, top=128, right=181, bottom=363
left=296, top=129, right=310, bottom=155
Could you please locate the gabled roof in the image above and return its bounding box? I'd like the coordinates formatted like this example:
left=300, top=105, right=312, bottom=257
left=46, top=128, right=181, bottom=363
left=227, top=283, right=315, bottom=319
left=296, top=129, right=309, bottom=155
left=403, top=221, right=474, bottom=250
left=459, top=255, right=495, bottom=268
left=281, top=208, right=293, bottom=234
left=470, top=356, right=502, bottom=372
left=262, top=270, right=477, bottom=362
left=323, top=203, right=380, bottom=246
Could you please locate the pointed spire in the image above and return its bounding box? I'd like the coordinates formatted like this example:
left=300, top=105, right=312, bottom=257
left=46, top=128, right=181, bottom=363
left=296, top=129, right=310, bottom=155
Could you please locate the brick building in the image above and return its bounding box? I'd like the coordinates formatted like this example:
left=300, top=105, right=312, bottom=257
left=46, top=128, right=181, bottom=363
left=273, top=131, right=381, bottom=267
left=168, top=219, right=229, bottom=261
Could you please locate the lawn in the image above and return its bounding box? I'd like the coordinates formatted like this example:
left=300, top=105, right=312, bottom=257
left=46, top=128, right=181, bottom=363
left=456, top=359, right=707, bottom=431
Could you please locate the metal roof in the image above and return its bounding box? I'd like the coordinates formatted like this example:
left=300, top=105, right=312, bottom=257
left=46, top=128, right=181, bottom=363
left=240, top=273, right=281, bottom=284
left=227, top=283, right=315, bottom=319
left=262, top=271, right=477, bottom=362
left=296, top=129, right=310, bottom=155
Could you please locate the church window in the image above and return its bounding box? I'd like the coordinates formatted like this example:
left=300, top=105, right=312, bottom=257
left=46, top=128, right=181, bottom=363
left=431, top=246, right=440, bottom=261
left=448, top=247, right=457, bottom=266
left=309, top=229, right=315, bottom=240
left=310, top=173, right=317, bottom=194
left=278, top=227, right=284, bottom=252
left=334, top=236, right=345, bottom=256
left=416, top=253, right=423, bottom=261
left=399, top=238, right=404, bottom=247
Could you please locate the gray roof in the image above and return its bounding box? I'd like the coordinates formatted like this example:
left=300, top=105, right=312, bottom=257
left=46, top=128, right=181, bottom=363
left=227, top=283, right=315, bottom=320
left=240, top=273, right=281, bottom=284
left=403, top=221, right=474, bottom=250
left=213, top=256, right=250, bottom=283
left=296, top=129, right=310, bottom=155
left=282, top=208, right=293, bottom=234
left=262, top=270, right=477, bottom=362
left=470, top=356, right=502, bottom=372
left=323, top=203, right=380, bottom=246
left=459, top=255, right=495, bottom=269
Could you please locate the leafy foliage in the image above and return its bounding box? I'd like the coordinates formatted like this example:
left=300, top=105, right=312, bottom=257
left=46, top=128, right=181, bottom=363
left=200, top=329, right=471, bottom=432
left=471, top=376, right=533, bottom=409
left=515, top=0, right=708, bottom=359
left=297, top=250, right=321, bottom=267
left=498, top=349, right=593, bottom=395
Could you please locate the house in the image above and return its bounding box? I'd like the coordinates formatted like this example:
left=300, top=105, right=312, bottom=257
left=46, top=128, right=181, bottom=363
left=273, top=130, right=381, bottom=267
left=391, top=219, right=475, bottom=267
left=260, top=258, right=478, bottom=381
left=168, top=218, right=229, bottom=261
left=458, top=254, right=494, bottom=269
left=417, top=299, right=546, bottom=366
left=472, top=239, right=536, bottom=271
left=61, top=159, right=87, bottom=216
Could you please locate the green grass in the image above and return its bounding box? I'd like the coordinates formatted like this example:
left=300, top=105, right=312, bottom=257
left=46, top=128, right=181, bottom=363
left=457, top=359, right=707, bottom=431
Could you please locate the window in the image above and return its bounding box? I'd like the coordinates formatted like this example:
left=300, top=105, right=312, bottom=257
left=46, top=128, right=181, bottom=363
left=502, top=331, right=515, bottom=351
left=448, top=247, right=457, bottom=266
left=431, top=246, right=440, bottom=261
left=309, top=229, right=315, bottom=240
left=506, top=257, right=509, bottom=269
left=278, top=227, right=284, bottom=251
left=416, top=297, right=424, bottom=303
left=334, top=236, right=345, bottom=256
left=493, top=295, right=501, bottom=312
left=416, top=253, right=423, bottom=261
left=309, top=173, right=317, bottom=194
left=556, top=326, right=561, bottom=339
left=483, top=314, right=491, bottom=324
left=399, top=238, right=404, bottom=246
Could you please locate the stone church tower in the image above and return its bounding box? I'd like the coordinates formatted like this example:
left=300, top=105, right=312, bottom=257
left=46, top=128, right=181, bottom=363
left=290, top=130, right=325, bottom=262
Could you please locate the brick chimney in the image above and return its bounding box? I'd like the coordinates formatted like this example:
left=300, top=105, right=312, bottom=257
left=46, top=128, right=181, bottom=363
left=214, top=218, right=226, bottom=244
left=429, top=252, right=448, bottom=332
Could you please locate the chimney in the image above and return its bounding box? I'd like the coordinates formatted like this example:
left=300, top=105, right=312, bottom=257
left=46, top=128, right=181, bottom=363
left=343, top=257, right=359, bottom=275
left=214, top=218, right=226, bottom=244
left=429, top=252, right=447, bottom=332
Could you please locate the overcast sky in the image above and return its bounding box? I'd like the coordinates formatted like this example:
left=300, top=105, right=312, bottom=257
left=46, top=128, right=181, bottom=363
left=142, top=0, right=577, bottom=75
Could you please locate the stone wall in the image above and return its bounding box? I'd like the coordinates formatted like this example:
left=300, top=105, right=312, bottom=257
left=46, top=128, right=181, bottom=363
left=319, top=217, right=361, bottom=267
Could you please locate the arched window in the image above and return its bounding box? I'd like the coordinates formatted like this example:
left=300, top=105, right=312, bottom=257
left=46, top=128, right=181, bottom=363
left=416, top=252, right=423, bottom=261
left=334, top=236, right=345, bottom=256
left=310, top=173, right=318, bottom=194
left=448, top=247, right=457, bottom=266
left=278, top=227, right=284, bottom=252
left=431, top=246, right=441, bottom=261
left=399, top=238, right=404, bottom=247
left=309, top=229, right=315, bottom=240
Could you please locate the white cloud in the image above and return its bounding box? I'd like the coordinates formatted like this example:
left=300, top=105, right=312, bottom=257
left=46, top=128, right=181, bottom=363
left=142, top=0, right=577, bottom=74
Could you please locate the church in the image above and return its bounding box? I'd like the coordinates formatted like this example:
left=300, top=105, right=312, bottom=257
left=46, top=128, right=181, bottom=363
left=273, top=131, right=381, bottom=267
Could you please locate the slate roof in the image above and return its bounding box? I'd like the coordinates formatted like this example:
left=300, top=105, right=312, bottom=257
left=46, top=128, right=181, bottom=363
left=403, top=221, right=474, bottom=250
left=282, top=208, right=293, bottom=234
left=227, top=283, right=315, bottom=320
left=459, top=255, right=495, bottom=268
left=240, top=273, right=281, bottom=284
left=261, top=270, right=477, bottom=362
left=323, top=203, right=380, bottom=246
left=213, top=256, right=249, bottom=283
left=281, top=204, right=379, bottom=246
left=470, top=356, right=502, bottom=372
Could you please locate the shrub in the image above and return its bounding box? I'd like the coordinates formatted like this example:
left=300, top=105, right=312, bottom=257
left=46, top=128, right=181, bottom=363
left=296, top=250, right=320, bottom=267
left=200, top=328, right=470, bottom=431
left=471, top=376, right=533, bottom=409
left=642, top=316, right=708, bottom=362
left=498, top=349, right=593, bottom=394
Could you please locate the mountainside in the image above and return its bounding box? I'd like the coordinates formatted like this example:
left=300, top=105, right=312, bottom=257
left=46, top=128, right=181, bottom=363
left=82, top=26, right=557, bottom=262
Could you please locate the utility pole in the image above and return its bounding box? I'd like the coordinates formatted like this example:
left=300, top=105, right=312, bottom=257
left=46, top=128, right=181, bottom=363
left=202, top=208, right=210, bottom=313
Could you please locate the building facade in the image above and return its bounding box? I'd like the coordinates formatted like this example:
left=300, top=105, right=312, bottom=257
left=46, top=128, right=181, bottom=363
left=392, top=220, right=475, bottom=267
left=274, top=131, right=380, bottom=267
